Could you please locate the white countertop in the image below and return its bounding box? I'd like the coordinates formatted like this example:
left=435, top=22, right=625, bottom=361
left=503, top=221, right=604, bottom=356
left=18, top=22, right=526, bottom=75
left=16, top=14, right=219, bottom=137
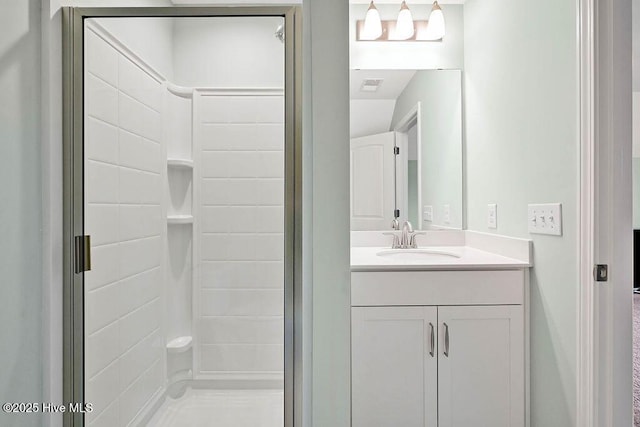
left=351, top=245, right=531, bottom=271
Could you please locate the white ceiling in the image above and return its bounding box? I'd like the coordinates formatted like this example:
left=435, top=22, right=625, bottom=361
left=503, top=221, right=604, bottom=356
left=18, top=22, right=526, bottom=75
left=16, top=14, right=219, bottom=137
left=350, top=69, right=417, bottom=99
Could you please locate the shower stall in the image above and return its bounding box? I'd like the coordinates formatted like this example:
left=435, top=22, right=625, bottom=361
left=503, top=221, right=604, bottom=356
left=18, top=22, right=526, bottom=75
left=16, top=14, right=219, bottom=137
left=63, top=7, right=300, bottom=427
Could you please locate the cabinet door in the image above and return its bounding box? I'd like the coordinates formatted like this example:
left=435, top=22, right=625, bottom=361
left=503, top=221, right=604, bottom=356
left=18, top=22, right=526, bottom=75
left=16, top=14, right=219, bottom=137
left=438, top=305, right=524, bottom=427
left=352, top=306, right=438, bottom=427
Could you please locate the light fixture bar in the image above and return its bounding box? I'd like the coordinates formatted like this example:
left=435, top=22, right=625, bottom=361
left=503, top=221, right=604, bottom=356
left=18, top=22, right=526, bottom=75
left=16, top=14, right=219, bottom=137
left=355, top=19, right=443, bottom=41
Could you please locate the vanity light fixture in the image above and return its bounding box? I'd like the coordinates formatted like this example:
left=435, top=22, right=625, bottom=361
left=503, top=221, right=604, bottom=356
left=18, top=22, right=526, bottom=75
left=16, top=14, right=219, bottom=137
left=395, top=1, right=415, bottom=40
left=426, top=1, right=446, bottom=39
left=355, top=0, right=445, bottom=42
left=361, top=1, right=383, bottom=40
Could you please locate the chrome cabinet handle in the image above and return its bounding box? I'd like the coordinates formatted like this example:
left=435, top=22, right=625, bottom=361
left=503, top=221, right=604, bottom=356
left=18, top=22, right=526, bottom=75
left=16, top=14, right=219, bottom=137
left=429, top=322, right=435, bottom=357
left=443, top=322, right=449, bottom=357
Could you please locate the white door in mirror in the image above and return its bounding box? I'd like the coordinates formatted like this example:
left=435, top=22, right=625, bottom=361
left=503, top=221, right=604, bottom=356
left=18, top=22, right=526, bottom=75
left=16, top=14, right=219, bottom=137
left=528, top=203, right=562, bottom=235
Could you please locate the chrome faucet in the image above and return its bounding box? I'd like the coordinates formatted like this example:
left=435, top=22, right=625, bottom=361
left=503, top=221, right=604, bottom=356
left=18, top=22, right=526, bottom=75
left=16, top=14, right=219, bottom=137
left=384, top=221, right=426, bottom=249
left=400, top=220, right=414, bottom=248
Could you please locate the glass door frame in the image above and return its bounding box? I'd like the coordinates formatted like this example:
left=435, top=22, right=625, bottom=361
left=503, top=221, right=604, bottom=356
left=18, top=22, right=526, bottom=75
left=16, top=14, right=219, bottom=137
left=62, top=6, right=303, bottom=426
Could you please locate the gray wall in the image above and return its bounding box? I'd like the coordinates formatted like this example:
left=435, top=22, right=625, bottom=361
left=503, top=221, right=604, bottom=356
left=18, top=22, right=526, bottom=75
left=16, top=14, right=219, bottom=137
left=635, top=158, right=640, bottom=229
left=0, top=1, right=43, bottom=426
left=464, top=0, right=578, bottom=425
left=390, top=70, right=463, bottom=229
left=308, top=0, right=351, bottom=425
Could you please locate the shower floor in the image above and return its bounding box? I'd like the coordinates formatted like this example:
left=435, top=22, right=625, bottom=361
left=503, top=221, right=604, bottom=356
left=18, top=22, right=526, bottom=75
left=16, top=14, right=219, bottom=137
left=147, top=388, right=284, bottom=427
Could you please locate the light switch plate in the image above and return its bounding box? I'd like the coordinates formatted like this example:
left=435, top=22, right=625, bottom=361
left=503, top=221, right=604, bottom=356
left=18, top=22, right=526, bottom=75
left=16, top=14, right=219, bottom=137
left=528, top=203, right=562, bottom=236
left=423, top=206, right=433, bottom=222
left=443, top=205, right=451, bottom=224
left=487, top=204, right=497, bottom=229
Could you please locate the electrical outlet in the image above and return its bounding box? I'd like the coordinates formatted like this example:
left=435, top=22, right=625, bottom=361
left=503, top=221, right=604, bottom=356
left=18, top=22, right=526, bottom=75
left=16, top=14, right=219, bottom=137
left=528, top=203, right=562, bottom=236
left=487, top=204, right=497, bottom=229
left=423, top=206, right=433, bottom=222
left=443, top=205, right=451, bottom=224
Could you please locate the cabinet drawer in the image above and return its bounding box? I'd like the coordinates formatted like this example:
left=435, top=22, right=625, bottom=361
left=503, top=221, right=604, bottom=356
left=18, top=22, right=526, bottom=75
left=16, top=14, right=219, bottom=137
left=351, top=270, right=525, bottom=306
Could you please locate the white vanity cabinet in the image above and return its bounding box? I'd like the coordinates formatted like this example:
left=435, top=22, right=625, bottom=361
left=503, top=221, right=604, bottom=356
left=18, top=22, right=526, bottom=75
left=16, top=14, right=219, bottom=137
left=351, top=270, right=527, bottom=427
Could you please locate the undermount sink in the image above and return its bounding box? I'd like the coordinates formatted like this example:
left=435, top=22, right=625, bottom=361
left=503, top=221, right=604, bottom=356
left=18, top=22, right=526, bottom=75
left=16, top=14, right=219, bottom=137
left=376, top=249, right=462, bottom=261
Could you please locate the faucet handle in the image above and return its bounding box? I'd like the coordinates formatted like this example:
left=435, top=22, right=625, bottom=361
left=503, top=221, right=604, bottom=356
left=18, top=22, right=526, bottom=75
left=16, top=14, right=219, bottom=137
left=391, top=219, right=400, bottom=230
left=382, top=232, right=401, bottom=249
left=408, top=231, right=426, bottom=249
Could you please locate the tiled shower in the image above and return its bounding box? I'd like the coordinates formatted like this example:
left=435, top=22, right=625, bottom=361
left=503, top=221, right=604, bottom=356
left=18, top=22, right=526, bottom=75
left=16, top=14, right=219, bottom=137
left=83, top=16, right=285, bottom=426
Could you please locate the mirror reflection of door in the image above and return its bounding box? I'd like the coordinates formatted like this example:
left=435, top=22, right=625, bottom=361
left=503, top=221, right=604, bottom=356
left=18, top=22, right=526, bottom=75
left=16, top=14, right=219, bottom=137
left=350, top=69, right=463, bottom=231
left=350, top=132, right=396, bottom=230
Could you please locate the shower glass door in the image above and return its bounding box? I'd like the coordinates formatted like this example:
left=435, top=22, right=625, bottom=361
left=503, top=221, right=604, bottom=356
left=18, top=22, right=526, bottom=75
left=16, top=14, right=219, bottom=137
left=64, top=7, right=299, bottom=427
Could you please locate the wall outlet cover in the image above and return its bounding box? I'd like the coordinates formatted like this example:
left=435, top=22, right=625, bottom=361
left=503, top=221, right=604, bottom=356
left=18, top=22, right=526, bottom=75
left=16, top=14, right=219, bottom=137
left=487, top=204, right=497, bottom=229
left=423, top=205, right=433, bottom=222
left=443, top=204, right=451, bottom=224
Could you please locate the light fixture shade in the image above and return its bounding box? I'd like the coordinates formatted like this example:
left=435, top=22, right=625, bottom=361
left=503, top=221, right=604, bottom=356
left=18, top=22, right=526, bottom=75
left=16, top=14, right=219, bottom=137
left=395, top=1, right=415, bottom=40
left=361, top=1, right=383, bottom=40
left=427, top=1, right=445, bottom=39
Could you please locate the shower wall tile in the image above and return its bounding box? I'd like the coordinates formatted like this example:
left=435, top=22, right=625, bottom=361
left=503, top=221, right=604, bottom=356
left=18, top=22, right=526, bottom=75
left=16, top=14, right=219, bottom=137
left=200, top=123, right=284, bottom=151
left=118, top=93, right=162, bottom=142
left=119, top=130, right=161, bottom=173
left=86, top=118, right=118, bottom=164
left=87, top=398, right=119, bottom=427
left=118, top=236, right=161, bottom=279
left=119, top=359, right=163, bottom=426
left=196, top=93, right=285, bottom=378
left=200, top=317, right=284, bottom=345
left=85, top=244, right=120, bottom=291
left=86, top=204, right=119, bottom=246
left=252, top=234, right=285, bottom=261
left=85, top=30, right=118, bottom=88
left=86, top=281, right=122, bottom=335
left=86, top=321, right=120, bottom=379
left=118, top=168, right=161, bottom=205
left=86, top=74, right=119, bottom=126
left=119, top=298, right=161, bottom=355
left=199, top=96, right=284, bottom=124
left=86, top=161, right=119, bottom=204
left=118, top=267, right=161, bottom=318
left=200, top=290, right=284, bottom=317
left=119, top=330, right=161, bottom=392
left=119, top=205, right=162, bottom=242
left=200, top=344, right=284, bottom=372
left=201, top=178, right=285, bottom=206
left=200, top=261, right=283, bottom=289
left=84, top=28, right=165, bottom=427
left=86, top=359, right=120, bottom=419
left=118, top=55, right=163, bottom=112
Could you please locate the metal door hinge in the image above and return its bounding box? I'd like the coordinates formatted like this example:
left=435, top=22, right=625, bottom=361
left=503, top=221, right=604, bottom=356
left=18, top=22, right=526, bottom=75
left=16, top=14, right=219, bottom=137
left=594, top=264, right=608, bottom=282
left=393, top=146, right=400, bottom=155
left=75, top=235, right=91, bottom=274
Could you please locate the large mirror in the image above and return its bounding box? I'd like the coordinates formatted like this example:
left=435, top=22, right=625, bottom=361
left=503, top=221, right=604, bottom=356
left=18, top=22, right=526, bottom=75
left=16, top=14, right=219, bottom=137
left=350, top=69, right=462, bottom=231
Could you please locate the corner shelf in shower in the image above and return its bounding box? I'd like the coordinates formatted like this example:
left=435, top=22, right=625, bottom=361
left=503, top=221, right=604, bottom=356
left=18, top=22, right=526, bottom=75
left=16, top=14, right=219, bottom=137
left=166, top=336, right=193, bottom=354
left=167, top=215, right=194, bottom=225
left=167, top=158, right=194, bottom=169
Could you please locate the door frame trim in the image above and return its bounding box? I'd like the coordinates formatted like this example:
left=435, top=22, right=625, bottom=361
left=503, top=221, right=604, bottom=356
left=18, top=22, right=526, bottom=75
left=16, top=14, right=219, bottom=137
left=577, top=0, right=633, bottom=424
left=576, top=0, right=596, bottom=423
left=62, top=7, right=303, bottom=426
